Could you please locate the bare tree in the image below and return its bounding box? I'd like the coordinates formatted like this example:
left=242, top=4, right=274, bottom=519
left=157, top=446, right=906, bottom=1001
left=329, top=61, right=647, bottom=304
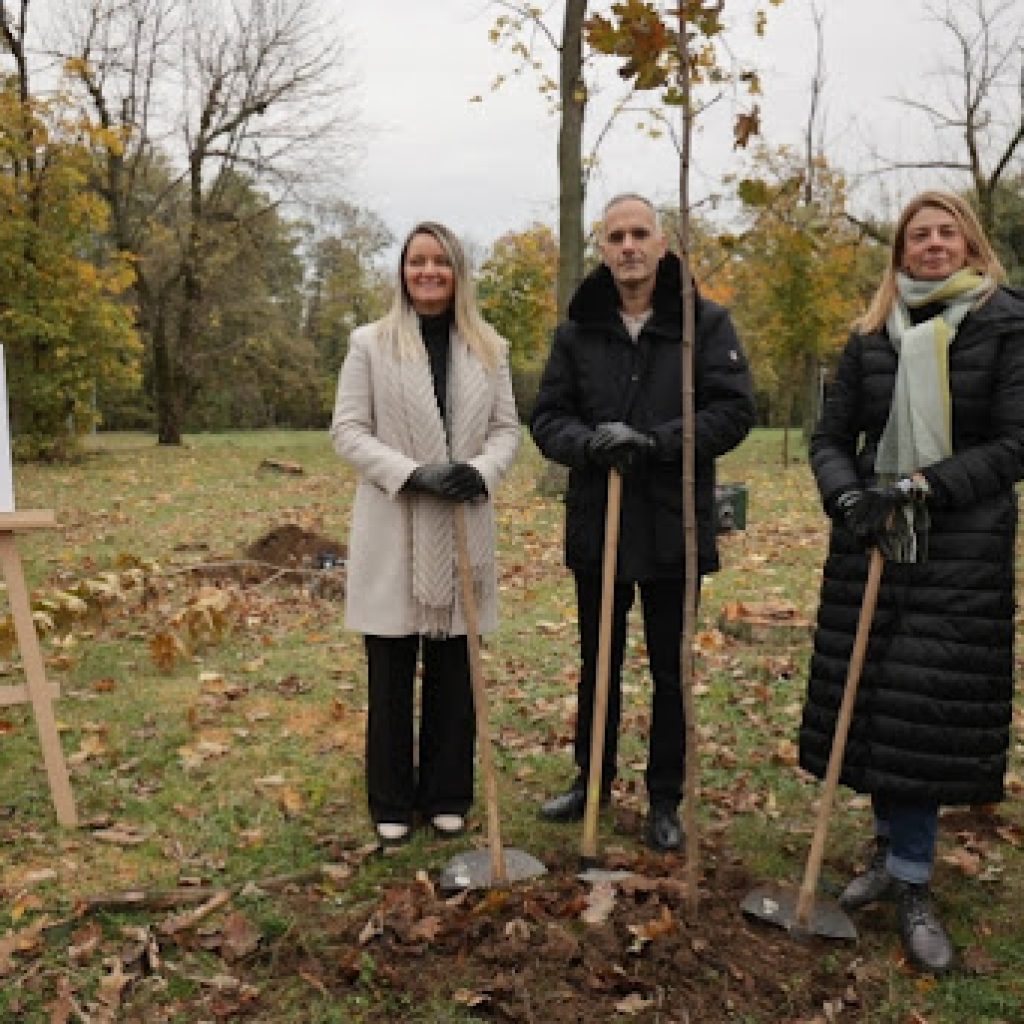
left=489, top=1, right=591, bottom=317
left=881, top=0, right=1023, bottom=237
left=558, top=0, right=587, bottom=318
left=60, top=0, right=355, bottom=443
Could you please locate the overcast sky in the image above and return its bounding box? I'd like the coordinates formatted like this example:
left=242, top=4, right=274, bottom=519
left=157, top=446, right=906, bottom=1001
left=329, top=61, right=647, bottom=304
left=341, top=0, right=972, bottom=255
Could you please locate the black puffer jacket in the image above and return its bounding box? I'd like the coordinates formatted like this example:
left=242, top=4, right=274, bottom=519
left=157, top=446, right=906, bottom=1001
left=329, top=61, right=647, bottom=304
left=530, top=253, right=754, bottom=581
left=800, top=286, right=1024, bottom=805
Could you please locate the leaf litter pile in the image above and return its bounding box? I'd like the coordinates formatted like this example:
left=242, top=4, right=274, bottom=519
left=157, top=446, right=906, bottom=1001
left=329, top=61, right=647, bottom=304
left=259, top=844, right=886, bottom=1024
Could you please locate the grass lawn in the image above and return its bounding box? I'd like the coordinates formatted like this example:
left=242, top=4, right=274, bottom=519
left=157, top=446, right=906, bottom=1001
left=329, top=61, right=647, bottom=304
left=0, top=427, right=1021, bottom=1022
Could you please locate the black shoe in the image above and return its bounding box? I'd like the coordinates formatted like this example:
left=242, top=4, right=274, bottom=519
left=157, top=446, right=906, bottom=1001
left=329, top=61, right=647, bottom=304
left=646, top=803, right=681, bottom=851
left=839, top=837, right=894, bottom=911
left=895, top=881, right=954, bottom=976
left=539, top=785, right=609, bottom=822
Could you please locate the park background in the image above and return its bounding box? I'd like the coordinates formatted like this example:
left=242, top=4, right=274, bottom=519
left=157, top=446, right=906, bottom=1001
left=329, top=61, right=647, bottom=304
left=1, top=1, right=1023, bottom=1021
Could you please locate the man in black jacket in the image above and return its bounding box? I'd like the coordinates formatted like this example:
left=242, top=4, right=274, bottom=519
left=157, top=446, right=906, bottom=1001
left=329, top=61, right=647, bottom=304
left=530, top=194, right=754, bottom=850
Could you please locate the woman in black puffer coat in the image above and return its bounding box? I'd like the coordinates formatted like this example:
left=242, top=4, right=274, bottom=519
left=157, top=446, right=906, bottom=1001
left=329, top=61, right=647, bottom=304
left=800, top=190, right=1024, bottom=976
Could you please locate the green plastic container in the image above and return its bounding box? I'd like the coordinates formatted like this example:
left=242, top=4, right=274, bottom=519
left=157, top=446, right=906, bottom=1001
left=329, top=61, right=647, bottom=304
left=715, top=483, right=748, bottom=533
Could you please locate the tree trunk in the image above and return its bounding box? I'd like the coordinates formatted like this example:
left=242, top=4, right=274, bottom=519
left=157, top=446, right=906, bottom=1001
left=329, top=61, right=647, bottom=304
left=151, top=306, right=183, bottom=446
left=676, top=10, right=699, bottom=921
left=557, top=0, right=588, bottom=318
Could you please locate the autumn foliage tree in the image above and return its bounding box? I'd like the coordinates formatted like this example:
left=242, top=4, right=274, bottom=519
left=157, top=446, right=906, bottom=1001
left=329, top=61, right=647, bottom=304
left=729, top=148, right=875, bottom=460
left=478, top=224, right=559, bottom=369
left=0, top=8, right=140, bottom=460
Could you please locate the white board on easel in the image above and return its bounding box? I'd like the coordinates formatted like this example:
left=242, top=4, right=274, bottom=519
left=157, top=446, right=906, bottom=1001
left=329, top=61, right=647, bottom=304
left=0, top=345, right=15, bottom=512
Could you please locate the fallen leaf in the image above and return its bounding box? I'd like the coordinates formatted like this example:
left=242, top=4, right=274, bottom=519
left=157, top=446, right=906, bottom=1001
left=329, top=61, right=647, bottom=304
left=615, top=992, right=654, bottom=1014
left=453, top=988, right=490, bottom=1008
left=277, top=785, right=304, bottom=817
left=96, top=957, right=132, bottom=1020
left=580, top=881, right=617, bottom=925
left=92, top=823, right=149, bottom=846
left=407, top=914, right=443, bottom=943
left=220, top=912, right=262, bottom=961
left=627, top=905, right=675, bottom=953
left=68, top=921, right=103, bottom=965
left=504, top=917, right=531, bottom=941
left=0, top=917, right=48, bottom=977
left=358, top=911, right=383, bottom=945
left=940, top=846, right=982, bottom=877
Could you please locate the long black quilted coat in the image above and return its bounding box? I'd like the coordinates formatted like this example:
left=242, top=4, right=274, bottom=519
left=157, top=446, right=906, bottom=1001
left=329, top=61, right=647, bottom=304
left=530, top=253, right=755, bottom=582
left=800, top=286, right=1024, bottom=805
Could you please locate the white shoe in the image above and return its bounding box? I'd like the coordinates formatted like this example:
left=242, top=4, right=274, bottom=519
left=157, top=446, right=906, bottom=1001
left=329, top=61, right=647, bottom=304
left=431, top=814, right=464, bottom=835
left=376, top=822, right=410, bottom=843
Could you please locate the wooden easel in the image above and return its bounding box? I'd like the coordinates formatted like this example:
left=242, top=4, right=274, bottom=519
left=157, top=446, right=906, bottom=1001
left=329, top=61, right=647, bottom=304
left=0, top=509, right=77, bottom=826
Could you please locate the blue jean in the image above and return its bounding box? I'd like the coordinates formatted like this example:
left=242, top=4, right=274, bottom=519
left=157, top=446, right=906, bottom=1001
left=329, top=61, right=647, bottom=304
left=873, top=796, right=939, bottom=885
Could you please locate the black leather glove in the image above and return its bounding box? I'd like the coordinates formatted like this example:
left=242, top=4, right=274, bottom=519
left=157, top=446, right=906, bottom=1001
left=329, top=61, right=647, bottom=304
left=836, top=479, right=929, bottom=558
left=836, top=486, right=901, bottom=545
left=405, top=462, right=487, bottom=502
left=441, top=462, right=487, bottom=501
left=404, top=463, right=451, bottom=498
left=586, top=422, right=657, bottom=474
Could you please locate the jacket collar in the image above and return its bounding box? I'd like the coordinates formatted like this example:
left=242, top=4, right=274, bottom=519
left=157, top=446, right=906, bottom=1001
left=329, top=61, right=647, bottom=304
left=567, top=252, right=685, bottom=339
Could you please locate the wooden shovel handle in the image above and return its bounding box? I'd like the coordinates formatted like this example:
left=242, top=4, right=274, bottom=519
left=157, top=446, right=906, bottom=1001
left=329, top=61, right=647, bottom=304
left=454, top=504, right=506, bottom=884
left=795, top=547, right=884, bottom=927
left=581, top=470, right=623, bottom=861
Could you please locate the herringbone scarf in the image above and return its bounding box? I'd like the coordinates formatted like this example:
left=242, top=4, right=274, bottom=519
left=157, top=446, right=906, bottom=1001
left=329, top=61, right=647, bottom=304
left=381, top=328, right=495, bottom=636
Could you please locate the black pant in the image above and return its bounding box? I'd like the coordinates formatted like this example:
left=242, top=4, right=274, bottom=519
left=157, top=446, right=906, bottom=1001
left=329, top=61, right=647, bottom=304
left=364, top=634, right=475, bottom=825
left=573, top=573, right=689, bottom=806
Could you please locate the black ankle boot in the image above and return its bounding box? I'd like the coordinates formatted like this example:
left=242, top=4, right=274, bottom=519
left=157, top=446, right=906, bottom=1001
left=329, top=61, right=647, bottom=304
left=895, top=881, right=954, bottom=976
left=839, top=837, right=894, bottom=911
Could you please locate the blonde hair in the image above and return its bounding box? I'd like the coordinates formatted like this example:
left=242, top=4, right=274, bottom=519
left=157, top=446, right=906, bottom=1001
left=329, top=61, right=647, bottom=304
left=858, top=190, right=1005, bottom=333
left=379, top=221, right=502, bottom=370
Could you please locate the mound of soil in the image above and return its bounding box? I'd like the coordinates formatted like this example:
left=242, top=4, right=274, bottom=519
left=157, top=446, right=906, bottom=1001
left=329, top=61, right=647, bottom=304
left=250, top=839, right=889, bottom=1023
left=244, top=524, right=347, bottom=569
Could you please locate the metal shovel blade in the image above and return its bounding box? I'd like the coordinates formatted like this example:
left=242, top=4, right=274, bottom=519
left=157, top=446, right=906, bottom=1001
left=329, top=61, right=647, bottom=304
left=741, top=883, right=858, bottom=942
left=439, top=847, right=547, bottom=894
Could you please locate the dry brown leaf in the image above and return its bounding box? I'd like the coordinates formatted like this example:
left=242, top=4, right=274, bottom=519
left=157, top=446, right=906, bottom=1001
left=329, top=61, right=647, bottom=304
left=627, top=905, right=675, bottom=953
left=358, top=911, right=384, bottom=945
left=46, top=976, right=75, bottom=1024
left=159, top=891, right=231, bottom=936
left=277, top=785, right=304, bottom=817
left=453, top=988, right=490, bottom=1008
left=67, top=732, right=109, bottom=766
left=0, top=916, right=48, bottom=977
left=92, top=823, right=149, bottom=846
left=940, top=847, right=982, bottom=877
left=220, top=911, right=262, bottom=961
left=11, top=892, right=44, bottom=921
left=68, top=920, right=103, bottom=965
left=504, top=917, right=531, bottom=941
left=580, top=882, right=617, bottom=925
left=407, top=914, right=443, bottom=943
left=95, top=958, right=132, bottom=1021
left=615, top=992, right=654, bottom=1014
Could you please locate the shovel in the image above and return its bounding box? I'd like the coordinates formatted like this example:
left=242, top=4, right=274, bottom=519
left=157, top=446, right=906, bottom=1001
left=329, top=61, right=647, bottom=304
left=580, top=469, right=623, bottom=868
left=439, top=503, right=547, bottom=893
left=742, top=547, right=885, bottom=940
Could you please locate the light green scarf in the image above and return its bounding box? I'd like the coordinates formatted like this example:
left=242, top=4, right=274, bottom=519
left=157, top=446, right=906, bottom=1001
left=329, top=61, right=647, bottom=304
left=874, top=269, right=991, bottom=561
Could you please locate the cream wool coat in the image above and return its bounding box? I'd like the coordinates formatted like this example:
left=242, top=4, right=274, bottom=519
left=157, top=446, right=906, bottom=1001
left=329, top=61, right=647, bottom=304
left=331, top=322, right=520, bottom=637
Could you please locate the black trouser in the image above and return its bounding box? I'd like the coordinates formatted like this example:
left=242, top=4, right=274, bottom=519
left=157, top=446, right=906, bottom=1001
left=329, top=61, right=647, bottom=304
left=573, top=573, right=689, bottom=806
left=364, top=634, right=475, bottom=825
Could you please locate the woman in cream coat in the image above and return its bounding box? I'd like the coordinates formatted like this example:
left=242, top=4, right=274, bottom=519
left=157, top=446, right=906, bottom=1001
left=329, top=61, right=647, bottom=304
left=331, top=221, right=519, bottom=844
